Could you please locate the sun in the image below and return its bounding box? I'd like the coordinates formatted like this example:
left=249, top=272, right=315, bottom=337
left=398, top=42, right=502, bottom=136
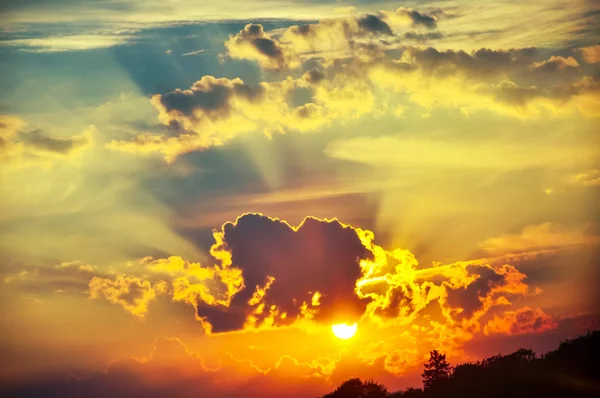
left=332, top=323, right=357, bottom=340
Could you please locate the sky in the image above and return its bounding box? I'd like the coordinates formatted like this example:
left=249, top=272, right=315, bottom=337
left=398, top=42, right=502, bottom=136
left=1, top=0, right=599, bottom=396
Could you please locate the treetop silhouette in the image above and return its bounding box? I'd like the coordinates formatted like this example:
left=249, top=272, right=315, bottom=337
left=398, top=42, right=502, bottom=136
left=321, top=330, right=600, bottom=398
left=421, top=350, right=451, bottom=390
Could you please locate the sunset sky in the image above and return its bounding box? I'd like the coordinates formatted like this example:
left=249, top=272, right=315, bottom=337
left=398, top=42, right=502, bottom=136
left=1, top=0, right=599, bottom=396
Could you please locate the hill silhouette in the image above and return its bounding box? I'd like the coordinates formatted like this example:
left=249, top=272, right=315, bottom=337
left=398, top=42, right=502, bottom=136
left=321, top=330, right=600, bottom=398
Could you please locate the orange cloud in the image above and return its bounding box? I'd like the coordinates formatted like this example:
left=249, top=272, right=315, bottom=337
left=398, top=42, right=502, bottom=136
left=580, top=45, right=600, bottom=64
left=484, top=307, right=557, bottom=335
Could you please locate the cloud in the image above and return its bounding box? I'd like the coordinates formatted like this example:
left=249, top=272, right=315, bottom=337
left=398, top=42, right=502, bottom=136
left=141, top=255, right=244, bottom=310
left=580, top=45, right=600, bottom=64
left=274, top=13, right=394, bottom=65
left=196, top=213, right=373, bottom=332
left=152, top=75, right=265, bottom=120
left=2, top=335, right=330, bottom=398
left=102, top=9, right=598, bottom=162
left=0, top=34, right=136, bottom=52
left=88, top=274, right=167, bottom=317
left=403, top=31, right=444, bottom=43
left=479, top=223, right=600, bottom=256
left=54, top=261, right=97, bottom=273
left=386, top=7, right=441, bottom=29
left=181, top=49, right=206, bottom=56
left=225, top=24, right=298, bottom=70
left=368, top=56, right=599, bottom=117
left=3, top=269, right=37, bottom=284
left=573, top=170, right=600, bottom=186
left=9, top=212, right=566, bottom=381
left=0, top=115, right=93, bottom=168
left=357, top=14, right=394, bottom=36
left=531, top=55, right=580, bottom=72
left=440, top=264, right=529, bottom=327
left=484, top=307, right=557, bottom=335
left=0, top=259, right=107, bottom=298
left=108, top=72, right=366, bottom=160
left=324, top=136, right=597, bottom=172
left=111, top=40, right=599, bottom=161
left=91, top=214, right=543, bottom=348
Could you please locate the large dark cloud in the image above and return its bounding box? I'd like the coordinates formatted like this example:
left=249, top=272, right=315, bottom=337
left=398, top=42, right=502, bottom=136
left=197, top=213, right=373, bottom=332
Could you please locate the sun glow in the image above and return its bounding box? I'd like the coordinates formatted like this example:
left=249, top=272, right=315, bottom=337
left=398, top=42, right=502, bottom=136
left=331, top=323, right=357, bottom=340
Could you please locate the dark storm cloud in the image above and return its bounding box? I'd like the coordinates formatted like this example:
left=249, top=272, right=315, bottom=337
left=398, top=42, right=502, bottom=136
left=198, top=213, right=373, bottom=332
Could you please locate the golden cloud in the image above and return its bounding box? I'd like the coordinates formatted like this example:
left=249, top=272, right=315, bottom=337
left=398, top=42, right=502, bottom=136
left=109, top=35, right=600, bottom=161
left=0, top=115, right=93, bottom=169
left=479, top=222, right=600, bottom=256
left=106, top=73, right=365, bottom=160
left=142, top=255, right=244, bottom=313
left=225, top=24, right=299, bottom=70
left=101, top=8, right=600, bottom=162
left=380, top=7, right=443, bottom=29
left=88, top=274, right=166, bottom=318
left=573, top=170, right=600, bottom=186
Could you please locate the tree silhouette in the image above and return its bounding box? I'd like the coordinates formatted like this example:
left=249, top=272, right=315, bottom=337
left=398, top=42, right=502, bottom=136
left=321, top=378, right=387, bottom=398
left=421, top=350, right=451, bottom=389
left=323, top=331, right=600, bottom=398
left=362, top=379, right=388, bottom=398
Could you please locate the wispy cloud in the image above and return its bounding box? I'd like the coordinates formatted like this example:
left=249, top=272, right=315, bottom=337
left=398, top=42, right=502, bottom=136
left=181, top=48, right=206, bottom=56
left=0, top=34, right=136, bottom=52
